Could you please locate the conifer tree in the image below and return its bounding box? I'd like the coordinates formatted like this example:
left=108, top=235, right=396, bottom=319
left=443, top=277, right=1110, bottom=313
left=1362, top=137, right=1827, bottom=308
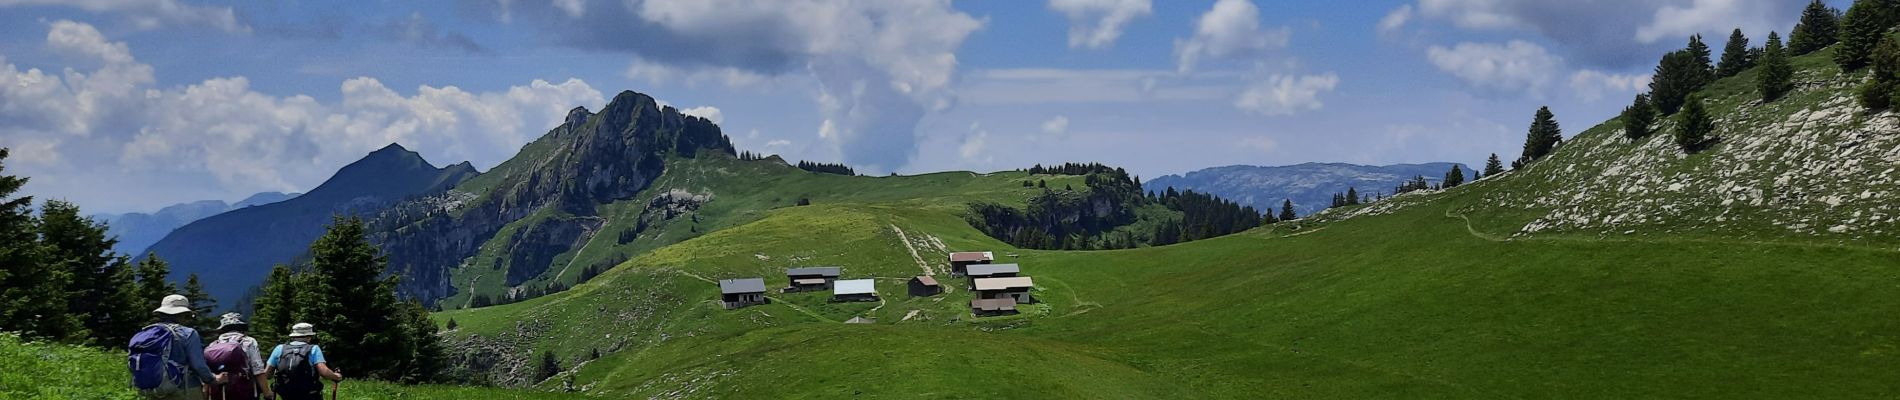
left=1278, top=200, right=1296, bottom=221
left=181, top=273, right=219, bottom=333
left=1652, top=36, right=1717, bottom=114
left=1835, top=0, right=1898, bottom=71
left=398, top=301, right=446, bottom=384
left=1483, top=153, right=1504, bottom=176
left=251, top=264, right=299, bottom=343
left=1790, top=0, right=1841, bottom=55
left=41, top=199, right=141, bottom=345
left=1622, top=93, right=1658, bottom=139
left=1760, top=31, right=1796, bottom=101
left=299, top=216, right=411, bottom=380
left=1862, top=34, right=1900, bottom=110
left=1675, top=96, right=1715, bottom=152
left=0, top=148, right=73, bottom=342
left=133, top=253, right=178, bottom=310
left=1518, top=106, right=1563, bottom=165
left=1444, top=165, right=1466, bottom=188
left=1717, top=28, right=1754, bottom=78
left=1346, top=187, right=1359, bottom=205
left=538, top=350, right=562, bottom=382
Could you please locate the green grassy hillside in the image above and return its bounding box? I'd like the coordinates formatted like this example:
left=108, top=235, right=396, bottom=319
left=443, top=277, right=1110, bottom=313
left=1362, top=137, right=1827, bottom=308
left=432, top=45, right=1900, bottom=398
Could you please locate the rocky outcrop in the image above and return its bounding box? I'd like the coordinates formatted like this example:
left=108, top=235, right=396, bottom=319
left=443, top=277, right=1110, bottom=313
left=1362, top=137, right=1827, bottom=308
left=376, top=90, right=736, bottom=302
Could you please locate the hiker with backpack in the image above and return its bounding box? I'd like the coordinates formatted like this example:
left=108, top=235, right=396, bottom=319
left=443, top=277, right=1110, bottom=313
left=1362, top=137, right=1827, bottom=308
left=265, top=323, right=343, bottom=400
left=205, top=313, right=273, bottom=400
left=128, top=294, right=230, bottom=400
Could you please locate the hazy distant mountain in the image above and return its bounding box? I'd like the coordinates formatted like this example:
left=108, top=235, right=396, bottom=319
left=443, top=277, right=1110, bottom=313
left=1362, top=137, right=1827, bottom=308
left=1145, top=162, right=1467, bottom=215
left=95, top=192, right=300, bottom=256
left=145, top=144, right=479, bottom=305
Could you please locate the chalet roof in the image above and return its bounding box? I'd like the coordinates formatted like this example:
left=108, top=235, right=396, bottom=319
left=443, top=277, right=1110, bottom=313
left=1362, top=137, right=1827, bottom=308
left=971, top=298, right=1017, bottom=311
left=785, top=266, right=842, bottom=277
left=973, top=276, right=1034, bottom=291
left=718, top=278, right=767, bottom=294
left=948, top=251, right=994, bottom=262
left=913, top=276, right=939, bottom=286
left=833, top=279, right=877, bottom=295
left=966, top=263, right=1020, bottom=276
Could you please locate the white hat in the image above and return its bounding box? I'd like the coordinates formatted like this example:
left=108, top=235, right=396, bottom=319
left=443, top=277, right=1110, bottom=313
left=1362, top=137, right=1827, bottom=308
left=153, top=294, right=192, bottom=315
left=288, top=322, right=317, bottom=338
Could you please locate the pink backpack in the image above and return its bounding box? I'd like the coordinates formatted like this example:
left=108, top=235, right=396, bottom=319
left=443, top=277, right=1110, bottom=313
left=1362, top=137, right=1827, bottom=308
left=204, top=336, right=256, bottom=398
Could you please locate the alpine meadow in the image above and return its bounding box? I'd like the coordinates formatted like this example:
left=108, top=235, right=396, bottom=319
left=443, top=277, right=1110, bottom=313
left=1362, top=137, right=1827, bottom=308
left=3, top=0, right=1899, bottom=399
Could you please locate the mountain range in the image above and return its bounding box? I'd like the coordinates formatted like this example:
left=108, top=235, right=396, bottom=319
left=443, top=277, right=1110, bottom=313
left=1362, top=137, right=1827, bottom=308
left=1145, top=162, right=1467, bottom=215
left=144, top=144, right=478, bottom=305
left=93, top=192, right=299, bottom=256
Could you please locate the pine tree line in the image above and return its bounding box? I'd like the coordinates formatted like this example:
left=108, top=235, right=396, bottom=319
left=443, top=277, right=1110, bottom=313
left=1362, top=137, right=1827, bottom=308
left=795, top=160, right=856, bottom=176
left=0, top=148, right=222, bottom=348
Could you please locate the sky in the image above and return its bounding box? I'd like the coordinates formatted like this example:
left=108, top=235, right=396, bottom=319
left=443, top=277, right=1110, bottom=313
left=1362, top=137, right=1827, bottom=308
left=0, top=0, right=1841, bottom=214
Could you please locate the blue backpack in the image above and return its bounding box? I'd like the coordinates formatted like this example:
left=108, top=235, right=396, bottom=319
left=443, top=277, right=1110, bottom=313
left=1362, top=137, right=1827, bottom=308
left=127, top=323, right=187, bottom=394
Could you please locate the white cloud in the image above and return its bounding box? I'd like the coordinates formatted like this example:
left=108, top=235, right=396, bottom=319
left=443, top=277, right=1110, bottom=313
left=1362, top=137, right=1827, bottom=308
left=1234, top=72, right=1339, bottom=116
left=0, top=21, right=605, bottom=211
left=959, top=68, right=1232, bottom=105
left=0, top=0, right=248, bottom=33
left=1426, top=40, right=1563, bottom=96
left=1568, top=69, right=1650, bottom=102
left=1176, top=0, right=1291, bottom=73
left=765, top=139, right=791, bottom=147
left=47, top=20, right=134, bottom=64
left=624, top=56, right=770, bottom=88
left=1407, top=0, right=1805, bottom=66
left=1048, top=0, right=1153, bottom=49
left=960, top=122, right=989, bottom=161
left=552, top=0, right=586, bottom=18
left=1635, top=0, right=1793, bottom=44
left=1040, top=115, right=1070, bottom=139
left=575, top=0, right=985, bottom=173
left=1378, top=4, right=1413, bottom=35
left=678, top=106, right=723, bottom=124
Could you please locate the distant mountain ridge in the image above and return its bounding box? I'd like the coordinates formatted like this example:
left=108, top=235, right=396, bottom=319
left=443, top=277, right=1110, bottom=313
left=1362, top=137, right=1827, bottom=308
left=1145, top=162, right=1467, bottom=215
left=145, top=143, right=479, bottom=305
left=94, top=192, right=300, bottom=256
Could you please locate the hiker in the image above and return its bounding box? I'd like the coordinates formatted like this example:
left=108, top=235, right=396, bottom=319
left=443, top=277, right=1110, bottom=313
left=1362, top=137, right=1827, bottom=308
left=128, top=294, right=229, bottom=400
left=205, top=313, right=272, bottom=400
left=265, top=323, right=343, bottom=400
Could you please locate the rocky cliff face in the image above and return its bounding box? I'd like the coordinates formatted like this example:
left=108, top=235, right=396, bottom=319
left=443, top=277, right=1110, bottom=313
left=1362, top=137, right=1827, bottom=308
left=375, top=90, right=735, bottom=302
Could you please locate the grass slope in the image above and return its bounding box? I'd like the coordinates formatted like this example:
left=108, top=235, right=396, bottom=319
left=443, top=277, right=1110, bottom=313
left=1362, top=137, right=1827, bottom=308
left=437, top=47, right=1900, bottom=398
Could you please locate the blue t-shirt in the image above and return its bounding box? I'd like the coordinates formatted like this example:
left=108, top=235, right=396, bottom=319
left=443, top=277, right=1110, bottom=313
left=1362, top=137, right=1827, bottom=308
left=266, top=342, right=326, bottom=367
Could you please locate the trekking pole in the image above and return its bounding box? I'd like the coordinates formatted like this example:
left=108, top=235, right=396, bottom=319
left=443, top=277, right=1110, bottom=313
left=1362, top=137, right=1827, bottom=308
left=331, top=379, right=339, bottom=400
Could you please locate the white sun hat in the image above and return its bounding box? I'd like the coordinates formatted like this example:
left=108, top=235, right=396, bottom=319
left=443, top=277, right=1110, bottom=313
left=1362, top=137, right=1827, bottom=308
left=288, top=322, right=318, bottom=338
left=152, top=294, right=192, bottom=315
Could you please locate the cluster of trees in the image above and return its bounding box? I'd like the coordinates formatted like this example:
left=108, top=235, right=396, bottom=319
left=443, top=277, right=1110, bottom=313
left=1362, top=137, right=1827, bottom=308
left=0, top=148, right=221, bottom=348
left=1329, top=188, right=1366, bottom=208
left=1841, top=0, right=1900, bottom=110
left=1394, top=175, right=1433, bottom=195
left=736, top=151, right=775, bottom=161
left=968, top=163, right=1267, bottom=250
left=251, top=216, right=446, bottom=383
left=794, top=160, right=856, bottom=176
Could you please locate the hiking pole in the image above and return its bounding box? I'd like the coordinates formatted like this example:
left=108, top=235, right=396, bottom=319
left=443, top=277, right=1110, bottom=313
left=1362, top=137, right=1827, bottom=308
left=331, top=380, right=339, bottom=400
